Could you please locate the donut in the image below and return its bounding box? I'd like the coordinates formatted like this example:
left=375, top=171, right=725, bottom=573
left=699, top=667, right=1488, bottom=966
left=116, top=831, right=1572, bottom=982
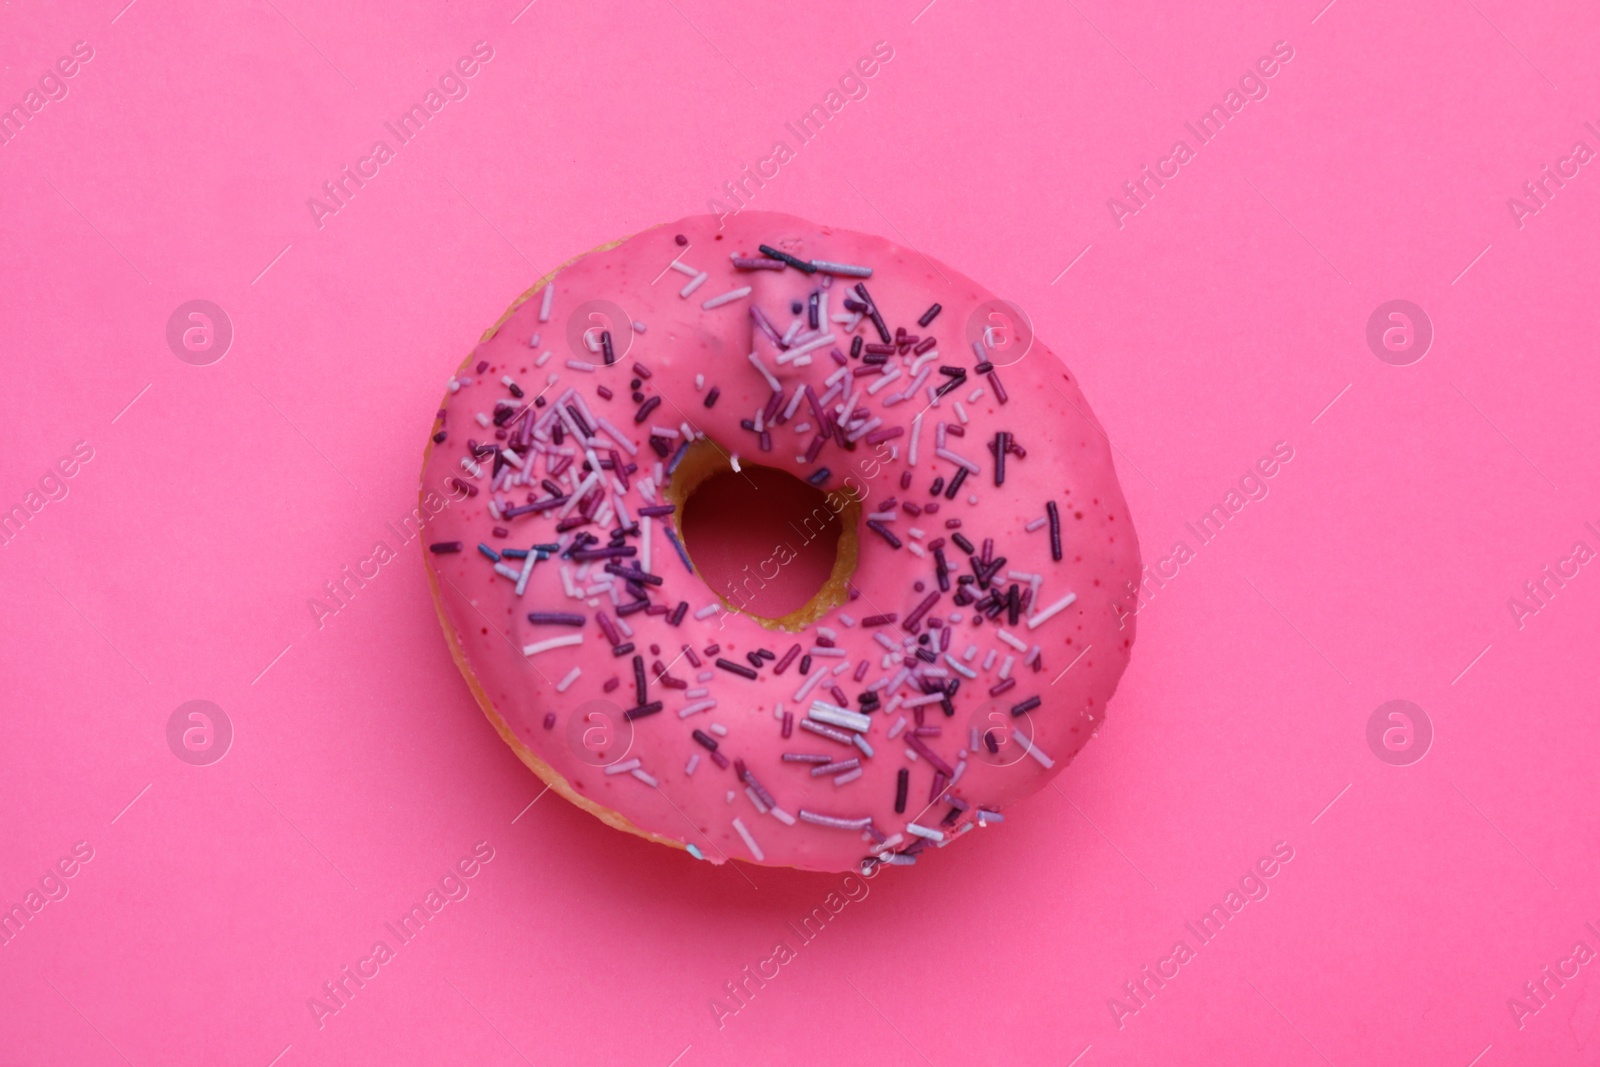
left=421, top=211, right=1139, bottom=873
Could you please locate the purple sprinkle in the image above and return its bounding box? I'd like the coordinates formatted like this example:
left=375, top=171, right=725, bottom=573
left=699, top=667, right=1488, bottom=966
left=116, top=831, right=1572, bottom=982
left=527, top=612, right=586, bottom=626
left=774, top=643, right=802, bottom=675
left=429, top=541, right=464, bottom=554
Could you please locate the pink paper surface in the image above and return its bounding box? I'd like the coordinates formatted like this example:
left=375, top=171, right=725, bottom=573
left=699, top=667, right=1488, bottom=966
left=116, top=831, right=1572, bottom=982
left=3, top=1, right=1598, bottom=1064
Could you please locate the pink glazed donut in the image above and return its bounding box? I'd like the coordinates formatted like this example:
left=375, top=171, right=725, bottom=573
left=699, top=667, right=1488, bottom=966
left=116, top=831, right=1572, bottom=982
left=421, top=211, right=1139, bottom=873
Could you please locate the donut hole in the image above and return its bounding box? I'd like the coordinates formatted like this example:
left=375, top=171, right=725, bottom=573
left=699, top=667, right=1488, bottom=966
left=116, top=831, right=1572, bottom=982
left=670, top=439, right=860, bottom=631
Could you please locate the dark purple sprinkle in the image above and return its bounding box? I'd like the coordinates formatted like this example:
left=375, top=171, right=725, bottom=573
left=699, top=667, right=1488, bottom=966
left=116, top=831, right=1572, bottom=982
left=595, top=612, right=622, bottom=646
left=502, top=496, right=569, bottom=518
left=894, top=768, right=909, bottom=814
left=781, top=711, right=794, bottom=738
left=429, top=541, right=464, bottom=554
left=674, top=233, right=688, bottom=246
left=799, top=654, right=812, bottom=675
left=637, top=504, right=676, bottom=517
left=683, top=645, right=702, bottom=669
left=669, top=601, right=689, bottom=626
left=849, top=336, right=863, bottom=360
left=989, top=676, right=1017, bottom=697
left=612, top=642, right=635, bottom=656
left=904, top=591, right=941, bottom=630
left=1011, top=695, right=1041, bottom=716
left=927, top=476, right=945, bottom=497
left=732, top=255, right=786, bottom=271
left=432, top=430, right=448, bottom=444
left=951, top=532, right=975, bottom=554
left=763, top=390, right=784, bottom=422
left=808, top=292, right=819, bottom=329
left=865, top=520, right=902, bottom=549
left=543, top=712, right=556, bottom=730
left=758, top=243, right=816, bottom=273
left=746, top=651, right=764, bottom=670
left=864, top=343, right=897, bottom=355
left=565, top=403, right=593, bottom=437
left=807, top=468, right=831, bottom=487
left=829, top=685, right=849, bottom=707
left=774, top=644, right=802, bottom=675
left=596, top=385, right=613, bottom=401
left=632, top=655, right=648, bottom=703
left=633, top=361, right=652, bottom=379
left=624, top=701, right=663, bottom=721
left=944, top=468, right=969, bottom=500
left=600, top=331, right=616, bottom=365
left=988, top=369, right=1009, bottom=404
left=603, top=676, right=621, bottom=693
left=934, top=375, right=966, bottom=399
left=715, top=658, right=758, bottom=680
left=634, top=395, right=662, bottom=424
left=703, top=386, right=720, bottom=408
left=912, top=336, right=937, bottom=356
left=692, top=729, right=718, bottom=751
left=527, top=612, right=586, bottom=626
left=917, top=303, right=942, bottom=327
left=1046, top=501, right=1062, bottom=561
left=860, top=614, right=898, bottom=627
left=995, top=432, right=1008, bottom=486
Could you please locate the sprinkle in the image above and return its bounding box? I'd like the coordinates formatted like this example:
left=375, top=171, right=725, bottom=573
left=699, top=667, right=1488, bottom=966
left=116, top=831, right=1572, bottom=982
left=757, top=244, right=816, bottom=273
left=1027, top=591, right=1078, bottom=630
left=624, top=701, right=664, bottom=721
left=917, top=303, right=942, bottom=327
left=732, top=255, right=786, bottom=270
left=903, top=591, right=941, bottom=630
left=747, top=351, right=782, bottom=392
left=716, top=658, right=759, bottom=680
left=694, top=604, right=720, bottom=621
left=565, top=359, right=596, bottom=373
left=731, top=817, right=766, bottom=861
left=810, top=259, right=873, bottom=277
left=1011, top=695, right=1042, bottom=716
left=702, top=286, right=753, bottom=310
left=604, top=759, right=641, bottom=775
left=797, top=810, right=873, bottom=831
left=523, top=634, right=584, bottom=657
left=809, top=703, right=872, bottom=732
left=1046, top=501, right=1063, bottom=561
left=905, top=823, right=944, bottom=841
left=798, top=719, right=855, bottom=746
left=680, top=271, right=709, bottom=297
left=996, top=628, right=1029, bottom=652
left=1014, top=729, right=1055, bottom=768
left=904, top=733, right=954, bottom=776
left=538, top=282, right=555, bottom=321
left=812, top=757, right=862, bottom=778
left=685, top=754, right=700, bottom=775
left=555, top=667, right=582, bottom=692
left=429, top=541, right=463, bottom=554
left=865, top=520, right=902, bottom=549
left=677, top=700, right=717, bottom=718
left=935, top=447, right=981, bottom=474
left=860, top=613, right=898, bottom=627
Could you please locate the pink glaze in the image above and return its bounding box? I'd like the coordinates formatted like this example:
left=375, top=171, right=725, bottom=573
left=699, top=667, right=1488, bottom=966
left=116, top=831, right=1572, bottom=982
left=421, top=211, right=1139, bottom=873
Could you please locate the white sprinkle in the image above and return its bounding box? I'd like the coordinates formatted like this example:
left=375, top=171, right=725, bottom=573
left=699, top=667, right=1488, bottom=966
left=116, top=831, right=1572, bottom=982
left=866, top=367, right=902, bottom=395
left=907, top=542, right=926, bottom=558
left=903, top=692, right=945, bottom=708
left=1026, top=515, right=1049, bottom=532
left=475, top=412, right=491, bottom=428
left=955, top=401, right=970, bottom=423
left=982, top=649, right=997, bottom=671
left=793, top=667, right=827, bottom=701
left=493, top=562, right=520, bottom=582
left=809, top=702, right=871, bottom=732
left=670, top=260, right=698, bottom=276
left=744, top=786, right=768, bottom=813
left=963, top=644, right=979, bottom=662
left=680, top=271, right=709, bottom=298
left=811, top=259, right=872, bottom=277
left=996, top=628, right=1029, bottom=652
left=604, top=759, right=641, bottom=775
left=685, top=754, right=700, bottom=775
left=833, top=769, right=863, bottom=786
left=641, top=516, right=653, bottom=576
left=770, top=806, right=797, bottom=826
left=731, top=817, right=765, bottom=861
left=631, top=768, right=659, bottom=787
left=523, top=634, right=584, bottom=657
left=514, top=553, right=536, bottom=596
left=555, top=666, right=582, bottom=692
left=887, top=716, right=907, bottom=739
left=775, top=331, right=836, bottom=365
left=708, top=722, right=728, bottom=736
left=1027, top=592, right=1079, bottom=630
left=730, top=454, right=741, bottom=473
left=447, top=378, right=460, bottom=393
left=539, top=282, right=554, bottom=322
left=935, top=447, right=980, bottom=474
left=678, top=700, right=716, bottom=718
left=702, top=286, right=752, bottom=310
left=565, top=359, right=596, bottom=373
left=536, top=349, right=554, bottom=367
left=904, top=748, right=919, bottom=762
left=905, top=823, right=945, bottom=841
left=694, top=603, right=721, bottom=620
left=944, top=654, right=977, bottom=679
left=967, top=388, right=985, bottom=404
left=1014, top=730, right=1055, bottom=768
left=908, top=411, right=924, bottom=466
left=747, top=351, right=781, bottom=392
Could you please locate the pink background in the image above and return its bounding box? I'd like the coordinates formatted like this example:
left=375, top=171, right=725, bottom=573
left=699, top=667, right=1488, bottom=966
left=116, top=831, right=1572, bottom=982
left=3, top=0, right=1598, bottom=1063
